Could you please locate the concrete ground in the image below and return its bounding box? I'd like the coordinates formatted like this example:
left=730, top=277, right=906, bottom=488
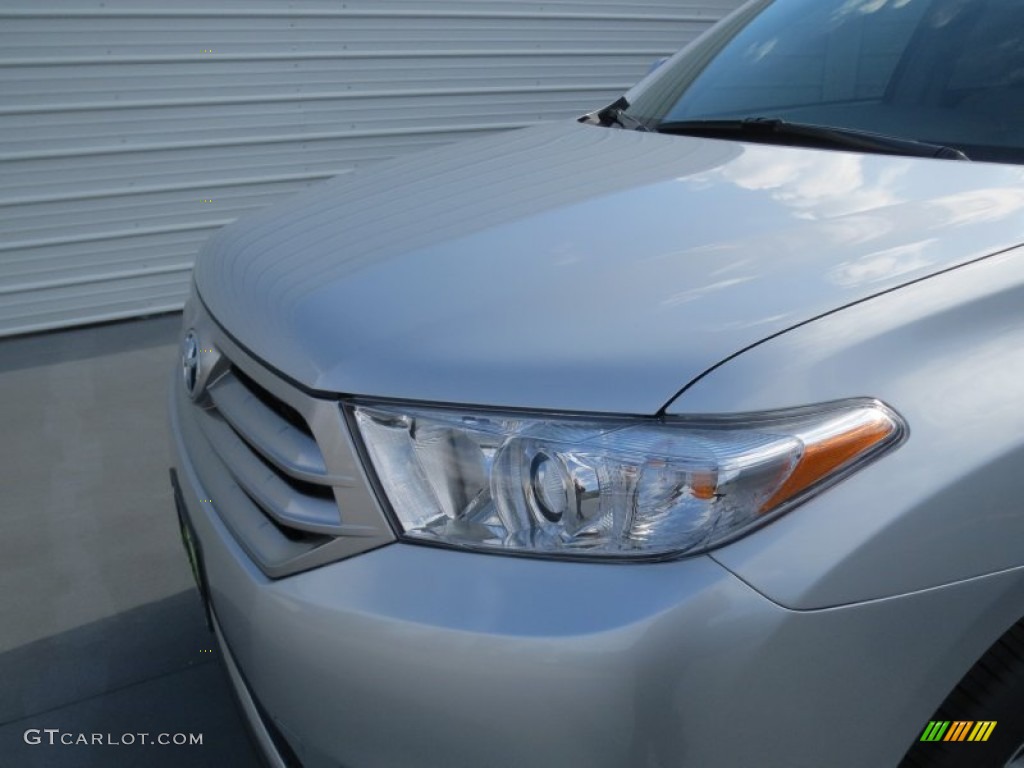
left=0, top=315, right=261, bottom=767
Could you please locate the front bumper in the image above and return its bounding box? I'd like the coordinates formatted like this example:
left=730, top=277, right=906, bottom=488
left=169, top=361, right=1020, bottom=768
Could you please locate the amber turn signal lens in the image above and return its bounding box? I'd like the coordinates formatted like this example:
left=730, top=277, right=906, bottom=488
left=760, top=409, right=897, bottom=513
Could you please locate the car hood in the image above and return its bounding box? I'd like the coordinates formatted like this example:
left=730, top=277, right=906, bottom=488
left=194, top=120, right=1024, bottom=413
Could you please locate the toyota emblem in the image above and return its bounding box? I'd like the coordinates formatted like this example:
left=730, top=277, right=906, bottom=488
left=182, top=330, right=201, bottom=398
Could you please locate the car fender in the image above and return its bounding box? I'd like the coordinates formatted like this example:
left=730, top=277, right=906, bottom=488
left=665, top=245, right=1024, bottom=611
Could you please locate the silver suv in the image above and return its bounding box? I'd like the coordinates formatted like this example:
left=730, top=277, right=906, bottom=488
left=169, top=1, right=1024, bottom=765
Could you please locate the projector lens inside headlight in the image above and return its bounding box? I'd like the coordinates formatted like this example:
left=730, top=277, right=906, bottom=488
left=350, top=399, right=904, bottom=559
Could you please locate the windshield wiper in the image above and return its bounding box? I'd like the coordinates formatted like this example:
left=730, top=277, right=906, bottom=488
left=591, top=97, right=653, bottom=133
left=655, top=117, right=969, bottom=161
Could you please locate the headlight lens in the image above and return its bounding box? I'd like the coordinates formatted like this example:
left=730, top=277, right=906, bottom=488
left=351, top=400, right=904, bottom=559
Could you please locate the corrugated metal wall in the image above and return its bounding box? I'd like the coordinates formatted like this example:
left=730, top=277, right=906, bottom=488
left=0, top=0, right=741, bottom=337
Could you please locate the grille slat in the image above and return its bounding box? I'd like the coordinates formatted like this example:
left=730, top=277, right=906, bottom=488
left=177, top=379, right=351, bottom=578
left=195, top=392, right=380, bottom=538
left=207, top=370, right=354, bottom=486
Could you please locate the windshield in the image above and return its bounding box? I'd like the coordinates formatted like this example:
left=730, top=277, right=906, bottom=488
left=626, top=0, right=1024, bottom=164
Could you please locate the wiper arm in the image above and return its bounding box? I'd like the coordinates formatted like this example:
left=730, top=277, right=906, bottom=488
left=655, top=117, right=969, bottom=161
left=589, top=97, right=653, bottom=133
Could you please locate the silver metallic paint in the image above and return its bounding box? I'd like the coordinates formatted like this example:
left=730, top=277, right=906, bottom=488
left=672, top=247, right=1024, bottom=609
left=193, top=120, right=1024, bottom=413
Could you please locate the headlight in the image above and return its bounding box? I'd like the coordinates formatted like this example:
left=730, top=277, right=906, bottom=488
left=350, top=399, right=904, bottom=559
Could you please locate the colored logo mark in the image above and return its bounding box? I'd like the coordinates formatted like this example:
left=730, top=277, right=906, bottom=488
left=920, top=721, right=996, bottom=742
